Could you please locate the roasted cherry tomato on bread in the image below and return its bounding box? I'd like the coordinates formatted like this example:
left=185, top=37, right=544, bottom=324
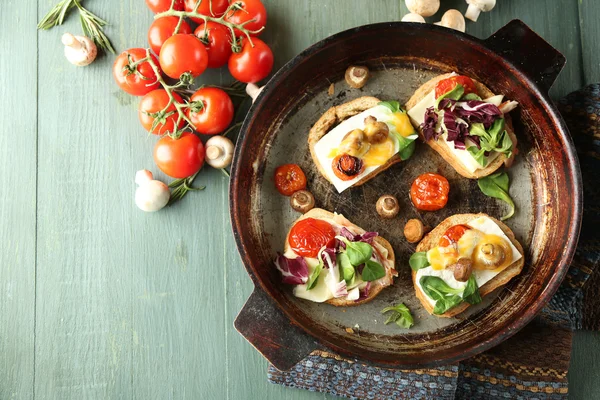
left=113, top=48, right=161, bottom=96
left=139, top=89, right=185, bottom=135
left=228, top=38, right=274, bottom=83
left=186, top=87, right=234, bottom=135
left=289, top=218, right=336, bottom=258
left=148, top=17, right=192, bottom=56
left=224, top=0, right=267, bottom=36
left=274, top=164, right=307, bottom=196
left=332, top=154, right=364, bottom=181
left=184, top=0, right=229, bottom=22
left=153, top=132, right=205, bottom=178
left=194, top=22, right=233, bottom=68
left=439, top=224, right=471, bottom=247
left=146, top=0, right=184, bottom=13
left=435, top=75, right=477, bottom=98
left=410, top=173, right=450, bottom=211
left=159, top=34, right=208, bottom=79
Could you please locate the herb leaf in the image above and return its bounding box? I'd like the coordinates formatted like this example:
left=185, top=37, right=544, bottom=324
left=344, top=241, right=373, bottom=266
left=478, top=172, right=515, bottom=220
left=409, top=252, right=430, bottom=271
left=462, top=93, right=482, bottom=101
left=378, top=101, right=402, bottom=113
left=462, top=275, right=482, bottom=305
left=419, top=276, right=464, bottom=315
left=361, top=260, right=386, bottom=281
left=306, top=261, right=324, bottom=290
left=399, top=140, right=416, bottom=160
left=432, top=294, right=463, bottom=315
left=436, top=84, right=464, bottom=109
left=337, top=253, right=355, bottom=285
left=467, top=146, right=488, bottom=167
left=381, top=303, right=414, bottom=328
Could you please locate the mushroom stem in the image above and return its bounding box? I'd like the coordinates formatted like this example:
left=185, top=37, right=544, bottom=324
left=62, top=33, right=82, bottom=50
left=465, top=4, right=482, bottom=21
left=206, top=145, right=223, bottom=161
left=246, top=83, right=264, bottom=102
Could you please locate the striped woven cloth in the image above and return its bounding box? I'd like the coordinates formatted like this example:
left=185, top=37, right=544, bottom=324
left=267, top=85, right=600, bottom=400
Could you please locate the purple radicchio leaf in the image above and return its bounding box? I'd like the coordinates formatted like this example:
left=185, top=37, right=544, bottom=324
left=455, top=101, right=502, bottom=129
left=421, top=106, right=440, bottom=141
left=324, top=259, right=348, bottom=298
left=438, top=98, right=456, bottom=111
left=443, top=110, right=470, bottom=150
left=320, top=247, right=337, bottom=269
left=356, top=282, right=372, bottom=302
left=274, top=253, right=308, bottom=285
left=340, top=227, right=379, bottom=244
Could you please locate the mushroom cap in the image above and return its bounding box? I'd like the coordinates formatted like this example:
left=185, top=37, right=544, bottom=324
left=63, top=34, right=97, bottom=67
left=401, top=13, right=426, bottom=23
left=405, top=0, right=440, bottom=17
left=205, top=135, right=234, bottom=168
left=439, top=9, right=466, bottom=32
left=135, top=180, right=170, bottom=212
left=466, top=0, right=496, bottom=11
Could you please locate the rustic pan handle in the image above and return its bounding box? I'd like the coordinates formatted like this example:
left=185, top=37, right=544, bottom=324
left=234, top=287, right=319, bottom=371
left=483, top=19, right=566, bottom=93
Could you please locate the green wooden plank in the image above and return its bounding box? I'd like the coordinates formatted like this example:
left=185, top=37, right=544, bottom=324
left=569, top=331, right=600, bottom=400
left=578, top=0, right=600, bottom=84
left=0, top=2, right=37, bottom=400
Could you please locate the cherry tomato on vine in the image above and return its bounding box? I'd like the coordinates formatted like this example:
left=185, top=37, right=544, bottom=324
left=274, top=164, right=307, bottom=196
left=224, top=0, right=267, bottom=36
left=194, top=22, right=233, bottom=68
left=184, top=0, right=229, bottom=22
left=186, top=87, right=234, bottom=135
left=159, top=34, right=208, bottom=79
left=138, top=89, right=185, bottom=135
left=148, top=17, right=192, bottom=56
left=146, top=0, right=184, bottom=13
left=289, top=218, right=336, bottom=258
left=228, top=38, right=274, bottom=83
left=113, top=48, right=161, bottom=96
left=154, top=132, right=205, bottom=178
left=410, top=173, right=450, bottom=211
left=435, top=75, right=477, bottom=98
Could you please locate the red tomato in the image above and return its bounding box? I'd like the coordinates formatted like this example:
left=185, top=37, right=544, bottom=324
left=159, top=34, right=208, bottom=79
left=184, top=0, right=229, bottom=22
left=410, top=173, right=450, bottom=211
left=332, top=154, right=364, bottom=181
left=194, top=22, right=233, bottom=68
left=289, top=218, right=336, bottom=258
left=439, top=225, right=471, bottom=247
left=224, top=0, right=267, bottom=36
left=228, top=38, right=274, bottom=83
left=435, top=75, right=477, bottom=98
left=148, top=17, right=192, bottom=56
left=274, top=164, right=307, bottom=196
left=154, top=132, right=205, bottom=178
left=113, top=48, right=161, bottom=96
left=138, top=89, right=185, bottom=135
left=146, top=0, right=184, bottom=13
left=186, top=87, right=234, bottom=135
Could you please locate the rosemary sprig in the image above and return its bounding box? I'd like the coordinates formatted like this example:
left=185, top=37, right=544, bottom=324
left=38, top=0, right=115, bottom=54
left=168, top=173, right=206, bottom=206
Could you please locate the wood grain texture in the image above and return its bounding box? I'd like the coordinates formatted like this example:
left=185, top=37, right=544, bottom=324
left=0, top=0, right=598, bottom=399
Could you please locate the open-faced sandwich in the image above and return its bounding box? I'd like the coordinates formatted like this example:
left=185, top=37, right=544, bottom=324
left=406, top=73, right=519, bottom=179
left=309, top=97, right=418, bottom=193
left=274, top=208, right=397, bottom=306
left=409, top=213, right=524, bottom=317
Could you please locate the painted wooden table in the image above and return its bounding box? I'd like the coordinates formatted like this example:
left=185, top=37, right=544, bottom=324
left=2, top=0, right=600, bottom=399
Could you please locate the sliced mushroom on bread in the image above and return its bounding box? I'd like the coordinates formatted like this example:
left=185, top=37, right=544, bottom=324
left=406, top=73, right=519, bottom=179
left=309, top=97, right=418, bottom=193
left=275, top=208, right=397, bottom=306
left=410, top=213, right=524, bottom=317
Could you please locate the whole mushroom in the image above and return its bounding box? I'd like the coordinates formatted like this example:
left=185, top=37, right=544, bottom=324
left=135, top=170, right=170, bottom=212
left=62, top=33, right=97, bottom=66
left=345, top=66, right=370, bottom=89
left=404, top=219, right=426, bottom=243
left=465, top=0, right=496, bottom=22
left=205, top=136, right=234, bottom=169
left=290, top=190, right=315, bottom=214
left=405, top=0, right=440, bottom=17
left=449, top=258, right=473, bottom=282
left=435, top=9, right=466, bottom=32
left=376, top=195, right=400, bottom=219
left=401, top=13, right=426, bottom=23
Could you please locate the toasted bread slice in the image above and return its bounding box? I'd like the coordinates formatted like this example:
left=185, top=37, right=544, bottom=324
left=284, top=208, right=396, bottom=306
left=406, top=73, right=518, bottom=179
left=308, top=96, right=402, bottom=188
left=412, top=213, right=524, bottom=318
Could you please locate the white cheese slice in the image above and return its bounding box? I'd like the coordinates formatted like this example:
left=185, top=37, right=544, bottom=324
left=416, top=216, right=522, bottom=306
left=313, top=105, right=401, bottom=193
left=484, top=95, right=504, bottom=106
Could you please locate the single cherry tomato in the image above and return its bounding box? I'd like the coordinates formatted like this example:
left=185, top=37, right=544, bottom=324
left=113, top=48, right=161, bottom=96
left=228, top=38, right=274, bottom=83
left=146, top=0, right=184, bottom=13
left=153, top=132, right=205, bottom=178
left=332, top=154, right=364, bottom=181
left=159, top=34, right=208, bottom=79
left=274, top=164, right=307, bottom=196
left=184, top=0, right=229, bottom=22
left=186, top=87, right=234, bottom=135
left=224, top=0, right=267, bottom=36
left=439, top=225, right=471, bottom=247
left=148, top=17, right=192, bottom=56
left=194, top=22, right=233, bottom=68
left=410, top=173, right=450, bottom=211
left=138, top=89, right=185, bottom=135
left=289, top=218, right=336, bottom=258
left=435, top=75, right=477, bottom=98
